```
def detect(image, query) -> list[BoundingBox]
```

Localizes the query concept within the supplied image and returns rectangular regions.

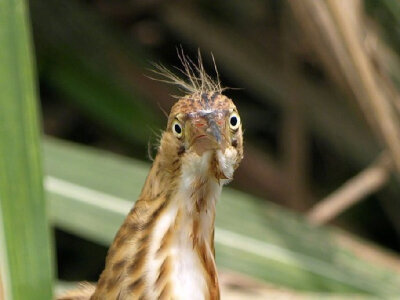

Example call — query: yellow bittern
[59,54,244,300]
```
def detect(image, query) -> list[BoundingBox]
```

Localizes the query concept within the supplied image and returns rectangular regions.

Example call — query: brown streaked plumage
[58,52,243,300]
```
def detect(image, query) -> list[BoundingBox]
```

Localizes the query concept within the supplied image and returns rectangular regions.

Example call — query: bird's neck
[93,151,222,299]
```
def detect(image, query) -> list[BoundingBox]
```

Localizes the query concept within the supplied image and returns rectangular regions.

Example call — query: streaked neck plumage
[92,141,223,300]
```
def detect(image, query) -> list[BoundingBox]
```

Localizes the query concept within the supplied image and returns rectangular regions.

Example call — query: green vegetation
[0,0,53,299]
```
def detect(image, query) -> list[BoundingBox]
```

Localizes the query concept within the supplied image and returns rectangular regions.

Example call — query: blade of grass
[0,0,54,299]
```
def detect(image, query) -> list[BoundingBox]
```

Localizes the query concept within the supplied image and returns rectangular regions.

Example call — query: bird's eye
[172,120,183,138]
[229,112,240,131]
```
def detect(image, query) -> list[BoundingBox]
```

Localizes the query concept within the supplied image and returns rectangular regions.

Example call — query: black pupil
[174,124,182,134]
[230,116,238,127]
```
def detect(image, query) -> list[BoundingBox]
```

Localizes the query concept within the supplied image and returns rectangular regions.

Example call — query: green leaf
[43,138,400,297]
[0,0,54,299]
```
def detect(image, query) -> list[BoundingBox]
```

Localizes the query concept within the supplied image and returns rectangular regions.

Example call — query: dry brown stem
[326,0,400,174]
[307,153,392,225]
[282,20,311,211]
[288,0,400,175]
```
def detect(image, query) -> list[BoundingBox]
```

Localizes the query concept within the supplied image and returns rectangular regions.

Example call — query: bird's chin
[215,148,237,184]
[187,142,237,184]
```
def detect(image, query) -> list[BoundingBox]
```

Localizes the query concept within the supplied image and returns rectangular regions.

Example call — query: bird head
[151,51,243,183]
[163,92,243,182]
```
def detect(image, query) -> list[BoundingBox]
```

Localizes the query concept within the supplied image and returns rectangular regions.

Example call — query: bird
[58,52,244,300]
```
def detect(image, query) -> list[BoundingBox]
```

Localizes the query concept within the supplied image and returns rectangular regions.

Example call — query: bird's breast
[169,216,210,300]
[142,156,221,299]
[143,201,217,299]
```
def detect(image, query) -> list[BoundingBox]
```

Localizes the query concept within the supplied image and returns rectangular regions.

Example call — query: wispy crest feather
[150,49,224,96]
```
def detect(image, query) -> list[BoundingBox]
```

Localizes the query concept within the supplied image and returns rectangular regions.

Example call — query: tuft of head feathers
[150,49,224,96]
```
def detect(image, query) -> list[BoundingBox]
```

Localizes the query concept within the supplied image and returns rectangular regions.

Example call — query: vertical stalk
[281,11,310,211]
[0,0,53,299]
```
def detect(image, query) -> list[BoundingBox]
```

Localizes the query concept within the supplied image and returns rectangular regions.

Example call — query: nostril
[196,123,205,128]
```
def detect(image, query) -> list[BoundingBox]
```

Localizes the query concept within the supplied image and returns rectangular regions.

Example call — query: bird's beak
[187,111,227,156]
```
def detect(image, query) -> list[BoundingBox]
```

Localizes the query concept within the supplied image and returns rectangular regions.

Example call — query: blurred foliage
[31,0,162,147]
[365,0,400,51]
[11,0,400,295]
